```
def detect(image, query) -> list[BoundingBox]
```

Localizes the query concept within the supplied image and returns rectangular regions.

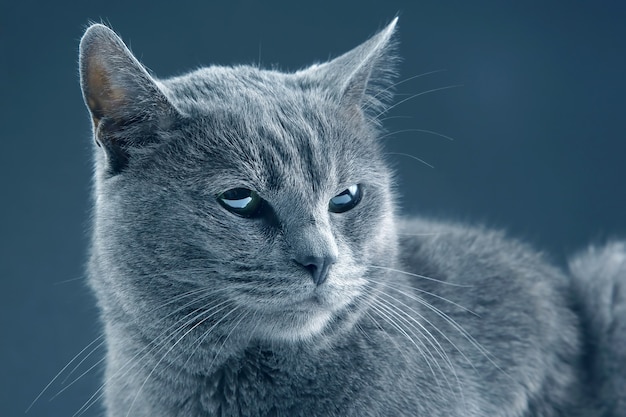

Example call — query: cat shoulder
[396,217,556,281]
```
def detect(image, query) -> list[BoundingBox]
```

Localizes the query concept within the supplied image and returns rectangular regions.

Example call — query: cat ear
[79,24,178,173]
[307,18,399,118]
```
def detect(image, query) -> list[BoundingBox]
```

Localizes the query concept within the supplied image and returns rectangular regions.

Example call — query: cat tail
[569,242,626,417]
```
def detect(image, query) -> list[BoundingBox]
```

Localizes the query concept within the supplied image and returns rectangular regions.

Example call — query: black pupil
[218,188,261,217]
[222,188,251,201]
[219,185,361,217]
[329,184,361,213]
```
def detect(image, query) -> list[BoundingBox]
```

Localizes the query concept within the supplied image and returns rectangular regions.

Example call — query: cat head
[81,20,400,345]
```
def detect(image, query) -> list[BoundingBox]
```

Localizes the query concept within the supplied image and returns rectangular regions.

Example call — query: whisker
[377,115,414,122]
[53,294,214,402]
[73,297,234,417]
[59,341,104,386]
[370,286,457,367]
[367,275,479,317]
[361,309,427,399]
[419,298,505,375]
[367,299,444,392]
[363,309,398,352]
[53,287,226,400]
[376,84,463,119]
[53,276,86,285]
[369,276,505,377]
[395,232,442,237]
[385,152,434,169]
[25,334,105,413]
[369,278,479,364]
[32,287,217,410]
[369,285,469,400]
[206,310,249,370]
[123,305,242,417]
[178,303,248,372]
[367,287,461,398]
[373,298,448,373]
[368,265,472,287]
[380,128,455,142]
[51,356,107,403]
[370,69,448,101]
[61,287,215,383]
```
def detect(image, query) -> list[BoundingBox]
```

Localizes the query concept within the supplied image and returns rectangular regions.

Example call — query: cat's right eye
[217,188,263,218]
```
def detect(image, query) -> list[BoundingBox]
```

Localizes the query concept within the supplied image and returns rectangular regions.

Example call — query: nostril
[303,263,318,275]
[294,255,334,286]
[294,255,322,270]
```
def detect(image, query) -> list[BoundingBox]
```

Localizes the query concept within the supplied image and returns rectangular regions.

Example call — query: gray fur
[570,243,626,416]
[78,19,625,416]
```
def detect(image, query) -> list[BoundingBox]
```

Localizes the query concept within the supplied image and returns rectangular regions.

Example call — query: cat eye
[217,188,263,218]
[329,184,362,213]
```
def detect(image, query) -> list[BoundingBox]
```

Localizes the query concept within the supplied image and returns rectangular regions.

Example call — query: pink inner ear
[84,55,128,128]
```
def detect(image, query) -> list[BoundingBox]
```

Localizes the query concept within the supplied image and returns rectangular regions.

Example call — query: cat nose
[294,254,337,286]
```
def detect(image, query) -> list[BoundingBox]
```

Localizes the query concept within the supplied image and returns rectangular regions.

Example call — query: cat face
[82,21,399,345]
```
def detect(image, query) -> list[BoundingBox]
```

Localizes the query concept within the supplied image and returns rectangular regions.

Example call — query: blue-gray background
[2,1,625,416]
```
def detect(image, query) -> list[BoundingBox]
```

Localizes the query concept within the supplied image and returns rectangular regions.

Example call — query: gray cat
[78,19,625,417]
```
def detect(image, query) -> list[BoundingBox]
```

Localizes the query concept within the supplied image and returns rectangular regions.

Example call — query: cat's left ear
[305,18,399,119]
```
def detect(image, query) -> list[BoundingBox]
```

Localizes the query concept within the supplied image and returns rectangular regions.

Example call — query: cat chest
[197,356,356,417]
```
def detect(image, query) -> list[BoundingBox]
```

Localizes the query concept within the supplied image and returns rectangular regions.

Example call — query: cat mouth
[283,288,351,314]
[238,279,356,315]
[250,291,332,317]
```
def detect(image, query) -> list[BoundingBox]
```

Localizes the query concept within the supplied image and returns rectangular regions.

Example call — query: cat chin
[227,271,367,342]
[244,288,357,343]
[253,308,336,343]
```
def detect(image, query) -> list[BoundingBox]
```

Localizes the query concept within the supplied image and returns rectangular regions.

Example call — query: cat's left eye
[329,184,362,213]
[217,188,263,218]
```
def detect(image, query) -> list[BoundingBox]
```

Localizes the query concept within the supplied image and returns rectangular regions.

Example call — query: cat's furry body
[79,20,625,416]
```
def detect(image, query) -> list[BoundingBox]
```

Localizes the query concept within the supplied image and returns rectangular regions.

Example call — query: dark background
[2,1,625,416]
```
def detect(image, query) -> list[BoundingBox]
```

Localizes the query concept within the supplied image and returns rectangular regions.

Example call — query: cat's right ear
[300,18,399,122]
[79,24,178,173]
